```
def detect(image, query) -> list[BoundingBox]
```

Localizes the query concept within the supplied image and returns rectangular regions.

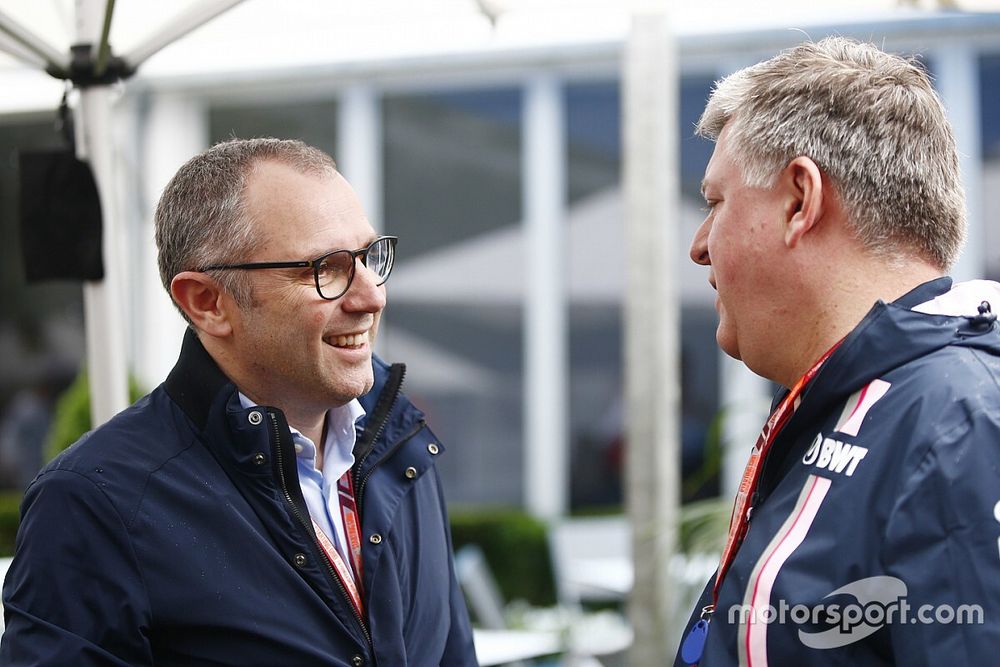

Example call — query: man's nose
[689,220,711,266]
[343,262,387,312]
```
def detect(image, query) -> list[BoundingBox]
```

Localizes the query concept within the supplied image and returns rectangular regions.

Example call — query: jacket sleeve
[434,471,480,666]
[881,409,1000,666]
[0,469,154,666]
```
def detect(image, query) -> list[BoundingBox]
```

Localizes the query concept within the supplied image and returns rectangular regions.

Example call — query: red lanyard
[709,340,842,612]
[336,471,365,592]
[311,471,365,618]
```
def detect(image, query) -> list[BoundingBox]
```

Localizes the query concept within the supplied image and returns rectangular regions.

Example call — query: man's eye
[316,262,349,284]
[318,263,343,276]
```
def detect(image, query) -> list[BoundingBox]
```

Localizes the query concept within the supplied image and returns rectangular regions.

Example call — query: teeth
[333,331,367,348]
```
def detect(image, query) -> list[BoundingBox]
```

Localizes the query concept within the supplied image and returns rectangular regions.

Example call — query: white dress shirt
[239,393,365,559]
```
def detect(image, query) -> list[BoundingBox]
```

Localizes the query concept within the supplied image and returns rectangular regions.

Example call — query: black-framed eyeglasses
[200,235,397,301]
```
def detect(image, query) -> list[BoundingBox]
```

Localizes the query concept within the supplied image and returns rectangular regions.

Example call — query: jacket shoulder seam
[124,435,198,531]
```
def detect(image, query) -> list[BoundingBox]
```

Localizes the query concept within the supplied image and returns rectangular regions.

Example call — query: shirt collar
[236,393,366,469]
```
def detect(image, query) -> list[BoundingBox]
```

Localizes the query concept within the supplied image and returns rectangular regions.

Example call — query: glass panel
[564,76,723,510]
[565,82,625,507]
[209,100,338,159]
[979,54,1000,280]
[382,88,523,505]
[679,74,723,502]
[383,89,521,258]
[566,83,620,206]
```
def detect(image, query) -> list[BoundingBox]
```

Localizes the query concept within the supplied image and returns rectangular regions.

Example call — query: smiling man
[676,38,1000,666]
[1,139,477,666]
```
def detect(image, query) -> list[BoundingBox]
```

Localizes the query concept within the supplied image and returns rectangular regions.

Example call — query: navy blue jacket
[1,330,477,666]
[675,278,1000,666]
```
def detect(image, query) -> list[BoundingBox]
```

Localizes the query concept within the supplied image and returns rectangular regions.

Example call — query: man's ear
[783,156,824,249]
[170,271,234,338]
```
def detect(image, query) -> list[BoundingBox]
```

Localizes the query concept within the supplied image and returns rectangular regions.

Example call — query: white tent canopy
[3,1,995,113]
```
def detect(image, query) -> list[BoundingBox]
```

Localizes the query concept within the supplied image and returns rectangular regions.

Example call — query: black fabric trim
[353,362,405,464]
[893,276,953,309]
[163,328,232,431]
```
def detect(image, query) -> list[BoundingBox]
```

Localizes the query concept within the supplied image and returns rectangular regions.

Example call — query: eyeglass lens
[316,237,394,299]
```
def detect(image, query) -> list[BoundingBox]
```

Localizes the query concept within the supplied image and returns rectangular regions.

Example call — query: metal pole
[0,30,47,69]
[624,11,679,665]
[0,7,70,73]
[76,0,129,426]
[523,74,568,519]
[94,0,116,77]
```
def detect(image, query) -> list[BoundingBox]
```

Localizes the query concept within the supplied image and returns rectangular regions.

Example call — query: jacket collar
[815,276,999,397]
[163,328,414,451]
[756,277,998,495]
[164,328,233,431]
[777,277,1000,448]
[355,356,415,463]
[892,275,952,309]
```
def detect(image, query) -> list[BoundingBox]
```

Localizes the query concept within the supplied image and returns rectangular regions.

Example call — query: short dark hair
[154,138,337,319]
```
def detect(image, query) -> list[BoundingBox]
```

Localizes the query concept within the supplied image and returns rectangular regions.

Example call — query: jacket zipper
[353,366,406,472]
[352,364,406,497]
[268,410,374,652]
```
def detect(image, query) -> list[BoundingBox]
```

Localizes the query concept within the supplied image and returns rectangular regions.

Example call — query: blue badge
[680,618,710,664]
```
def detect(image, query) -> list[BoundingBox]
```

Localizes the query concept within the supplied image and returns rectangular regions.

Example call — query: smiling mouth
[328,331,369,349]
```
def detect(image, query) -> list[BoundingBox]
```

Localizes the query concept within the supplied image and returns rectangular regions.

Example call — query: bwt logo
[728,576,985,650]
[802,434,867,477]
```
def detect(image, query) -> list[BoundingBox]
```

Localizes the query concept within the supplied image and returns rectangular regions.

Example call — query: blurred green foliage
[449,507,556,607]
[678,496,729,555]
[44,370,144,462]
[0,491,21,556]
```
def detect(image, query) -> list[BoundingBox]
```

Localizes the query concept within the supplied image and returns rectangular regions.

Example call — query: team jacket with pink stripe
[674,277,1000,666]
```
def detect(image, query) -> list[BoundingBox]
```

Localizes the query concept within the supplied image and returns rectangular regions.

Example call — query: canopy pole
[624,10,680,665]
[0,7,69,73]
[0,29,48,68]
[76,0,129,426]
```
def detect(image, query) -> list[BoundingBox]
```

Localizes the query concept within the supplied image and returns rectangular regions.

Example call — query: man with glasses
[1,138,478,666]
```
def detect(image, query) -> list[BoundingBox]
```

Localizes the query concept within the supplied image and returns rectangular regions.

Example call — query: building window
[382,88,524,505]
[208,99,339,156]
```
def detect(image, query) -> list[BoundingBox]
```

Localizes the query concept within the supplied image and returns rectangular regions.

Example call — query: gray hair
[696,36,965,270]
[154,138,337,321]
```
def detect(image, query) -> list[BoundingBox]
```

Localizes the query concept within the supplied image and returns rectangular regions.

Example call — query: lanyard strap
[311,471,366,618]
[709,340,842,612]
[337,471,365,590]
